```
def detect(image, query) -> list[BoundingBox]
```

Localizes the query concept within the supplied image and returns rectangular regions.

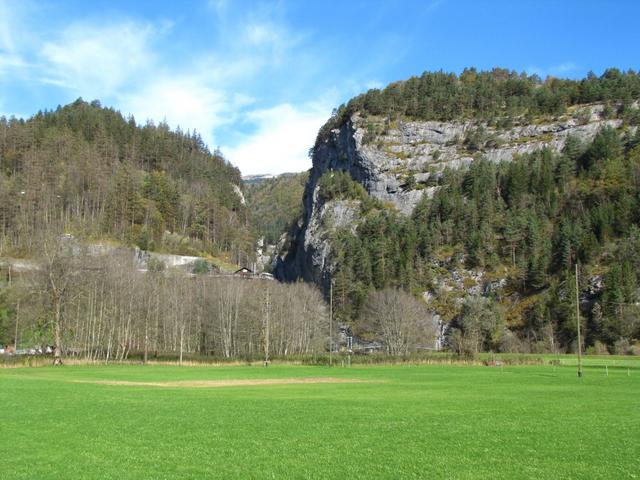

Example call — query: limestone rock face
[276,104,624,287]
[275,192,360,290]
[325,112,620,215]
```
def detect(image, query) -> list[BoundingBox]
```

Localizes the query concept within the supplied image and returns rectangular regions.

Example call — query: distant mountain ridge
[242,172,301,185]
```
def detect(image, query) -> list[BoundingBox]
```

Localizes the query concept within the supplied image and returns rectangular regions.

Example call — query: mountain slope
[278,68,640,354]
[244,172,308,245]
[0,99,255,264]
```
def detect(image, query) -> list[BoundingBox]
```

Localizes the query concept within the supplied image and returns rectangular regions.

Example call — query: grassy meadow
[1,359,638,479]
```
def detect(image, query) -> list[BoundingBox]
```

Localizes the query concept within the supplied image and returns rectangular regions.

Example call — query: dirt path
[72,377,366,388]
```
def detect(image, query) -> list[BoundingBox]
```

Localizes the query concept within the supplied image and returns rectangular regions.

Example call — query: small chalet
[234,267,254,277]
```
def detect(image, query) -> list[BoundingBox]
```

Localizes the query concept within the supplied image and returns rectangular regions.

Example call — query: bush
[147,257,166,273]
[613,338,635,355]
[317,171,368,203]
[464,126,488,152]
[192,259,211,275]
[586,341,609,355]
[574,108,592,125]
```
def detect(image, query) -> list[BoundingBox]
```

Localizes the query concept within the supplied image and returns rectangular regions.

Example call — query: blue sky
[1,0,639,175]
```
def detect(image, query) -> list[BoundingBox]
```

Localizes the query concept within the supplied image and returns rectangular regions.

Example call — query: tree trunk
[179,324,185,365]
[14,300,19,352]
[144,321,149,365]
[53,300,63,365]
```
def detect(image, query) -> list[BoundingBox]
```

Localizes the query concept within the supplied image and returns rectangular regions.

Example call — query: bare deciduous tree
[37,235,84,364]
[361,288,437,355]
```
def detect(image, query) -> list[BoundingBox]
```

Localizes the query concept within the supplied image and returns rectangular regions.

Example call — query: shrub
[613,338,634,355]
[586,340,609,355]
[317,171,368,203]
[147,257,166,273]
[192,259,211,275]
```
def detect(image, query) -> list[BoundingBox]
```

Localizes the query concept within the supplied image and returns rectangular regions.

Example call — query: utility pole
[575,263,583,378]
[329,280,333,367]
[264,289,271,367]
[14,299,19,351]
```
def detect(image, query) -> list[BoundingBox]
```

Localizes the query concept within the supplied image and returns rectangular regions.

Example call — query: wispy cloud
[31,16,251,148]
[425,0,444,14]
[0,1,14,53]
[554,62,578,73]
[223,101,332,175]
[0,1,346,174]
[0,0,30,76]
[207,0,228,17]
[40,21,158,97]
[0,51,26,75]
[526,62,579,78]
[120,75,253,149]
[245,22,281,46]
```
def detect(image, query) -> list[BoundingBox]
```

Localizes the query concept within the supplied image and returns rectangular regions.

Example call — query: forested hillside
[2,70,640,359]
[0,99,254,263]
[284,68,640,355]
[0,101,329,359]
[325,129,640,351]
[245,172,307,245]
[319,68,640,142]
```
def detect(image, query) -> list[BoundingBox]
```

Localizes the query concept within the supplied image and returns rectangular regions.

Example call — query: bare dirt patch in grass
[73,377,366,388]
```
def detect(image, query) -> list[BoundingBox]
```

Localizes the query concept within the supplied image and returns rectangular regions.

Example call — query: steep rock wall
[277,104,629,288]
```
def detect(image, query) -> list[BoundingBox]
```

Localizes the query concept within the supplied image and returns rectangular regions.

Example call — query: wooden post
[329,280,333,367]
[575,263,583,378]
[264,290,271,367]
[14,299,19,351]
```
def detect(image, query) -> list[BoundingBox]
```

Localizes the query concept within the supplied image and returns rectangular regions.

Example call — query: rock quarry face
[276,105,626,287]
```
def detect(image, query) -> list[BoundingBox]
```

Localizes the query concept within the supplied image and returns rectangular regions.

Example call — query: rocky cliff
[277,103,632,289]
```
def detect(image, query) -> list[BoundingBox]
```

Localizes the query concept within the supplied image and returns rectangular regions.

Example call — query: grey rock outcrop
[277,104,627,288]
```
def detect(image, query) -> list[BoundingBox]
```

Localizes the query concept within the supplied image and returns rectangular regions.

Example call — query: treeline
[324,127,640,354]
[0,99,254,263]
[0,236,327,361]
[0,235,441,360]
[318,68,640,142]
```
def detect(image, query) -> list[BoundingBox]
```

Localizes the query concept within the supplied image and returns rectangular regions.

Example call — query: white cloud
[36,19,239,149]
[0,4,13,52]
[526,62,578,79]
[223,102,332,175]
[40,21,156,97]
[208,0,228,16]
[425,0,444,13]
[0,0,29,75]
[0,52,25,75]
[243,20,297,53]
[553,62,578,74]
[364,80,384,91]
[0,3,339,172]
[246,23,278,45]
[119,77,231,149]
[31,11,307,154]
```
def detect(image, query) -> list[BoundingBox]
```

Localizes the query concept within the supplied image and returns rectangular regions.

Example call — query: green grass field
[1,360,639,479]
